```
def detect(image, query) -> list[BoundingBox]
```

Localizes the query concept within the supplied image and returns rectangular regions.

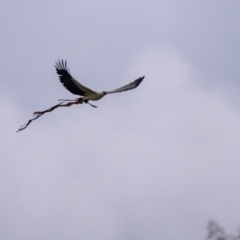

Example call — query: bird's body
[55,60,144,107]
[82,92,105,101]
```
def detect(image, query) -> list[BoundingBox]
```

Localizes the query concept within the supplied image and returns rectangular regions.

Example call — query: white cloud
[1,45,240,240]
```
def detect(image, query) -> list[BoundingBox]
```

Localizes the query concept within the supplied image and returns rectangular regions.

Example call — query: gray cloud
[1,1,240,240]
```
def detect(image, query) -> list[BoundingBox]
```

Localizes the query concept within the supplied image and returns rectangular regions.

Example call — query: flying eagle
[55,60,144,107]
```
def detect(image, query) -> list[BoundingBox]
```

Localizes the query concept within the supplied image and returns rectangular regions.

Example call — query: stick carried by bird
[17,60,144,132]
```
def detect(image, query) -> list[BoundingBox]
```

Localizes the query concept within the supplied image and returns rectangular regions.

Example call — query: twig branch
[17,99,84,132]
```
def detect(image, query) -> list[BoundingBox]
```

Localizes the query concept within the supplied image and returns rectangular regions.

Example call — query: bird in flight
[55,60,144,107]
[16,60,144,132]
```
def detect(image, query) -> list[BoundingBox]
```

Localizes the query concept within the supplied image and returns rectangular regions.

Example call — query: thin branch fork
[17,98,86,132]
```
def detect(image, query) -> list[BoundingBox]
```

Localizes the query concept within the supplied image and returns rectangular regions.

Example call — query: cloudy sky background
[1,1,240,239]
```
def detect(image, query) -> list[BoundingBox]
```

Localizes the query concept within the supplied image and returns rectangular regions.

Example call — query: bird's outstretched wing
[106,76,144,94]
[55,60,95,96]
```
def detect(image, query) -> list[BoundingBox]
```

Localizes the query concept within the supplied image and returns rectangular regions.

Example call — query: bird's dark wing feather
[106,76,145,94]
[55,60,95,96]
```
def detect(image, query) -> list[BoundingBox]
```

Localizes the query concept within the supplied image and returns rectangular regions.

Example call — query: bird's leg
[83,100,97,108]
[88,102,97,108]
[75,98,84,103]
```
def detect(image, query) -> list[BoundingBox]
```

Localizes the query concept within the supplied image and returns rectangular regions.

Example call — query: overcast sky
[1,1,240,240]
